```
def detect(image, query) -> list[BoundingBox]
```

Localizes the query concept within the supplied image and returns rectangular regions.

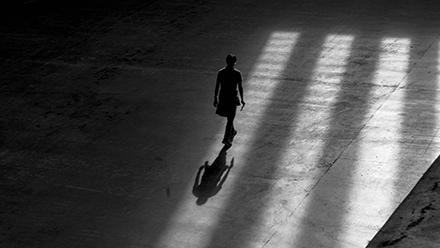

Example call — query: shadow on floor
[192,145,234,205]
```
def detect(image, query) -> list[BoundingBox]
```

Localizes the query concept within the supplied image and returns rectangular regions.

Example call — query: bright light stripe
[422,39,440,174]
[437,40,440,150]
[245,32,301,101]
[256,34,355,247]
[236,32,300,143]
[436,40,440,153]
[338,38,411,247]
[285,34,354,172]
[154,32,300,248]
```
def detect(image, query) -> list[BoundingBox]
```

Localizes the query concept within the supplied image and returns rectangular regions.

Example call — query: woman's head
[226,54,237,66]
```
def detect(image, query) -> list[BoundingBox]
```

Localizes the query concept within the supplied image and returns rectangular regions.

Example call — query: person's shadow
[192,145,234,205]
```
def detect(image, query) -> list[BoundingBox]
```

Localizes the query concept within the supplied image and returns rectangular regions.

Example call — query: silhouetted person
[214,54,245,146]
[193,147,234,205]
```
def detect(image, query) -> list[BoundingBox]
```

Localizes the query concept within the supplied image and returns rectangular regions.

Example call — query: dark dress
[215,66,242,117]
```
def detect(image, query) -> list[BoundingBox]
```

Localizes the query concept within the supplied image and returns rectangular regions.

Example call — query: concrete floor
[1,0,440,247]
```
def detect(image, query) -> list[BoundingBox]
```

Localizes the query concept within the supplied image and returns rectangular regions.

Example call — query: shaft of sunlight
[245,32,301,102]
[437,40,440,141]
[259,34,355,248]
[236,32,300,147]
[339,37,411,247]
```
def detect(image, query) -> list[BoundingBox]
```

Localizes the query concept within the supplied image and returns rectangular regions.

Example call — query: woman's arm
[238,75,245,109]
[214,73,221,107]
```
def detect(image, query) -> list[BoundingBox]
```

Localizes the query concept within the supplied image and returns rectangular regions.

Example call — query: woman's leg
[223,113,236,144]
[223,116,232,143]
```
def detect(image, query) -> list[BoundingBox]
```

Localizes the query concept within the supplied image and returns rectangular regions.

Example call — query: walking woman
[214,54,245,146]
